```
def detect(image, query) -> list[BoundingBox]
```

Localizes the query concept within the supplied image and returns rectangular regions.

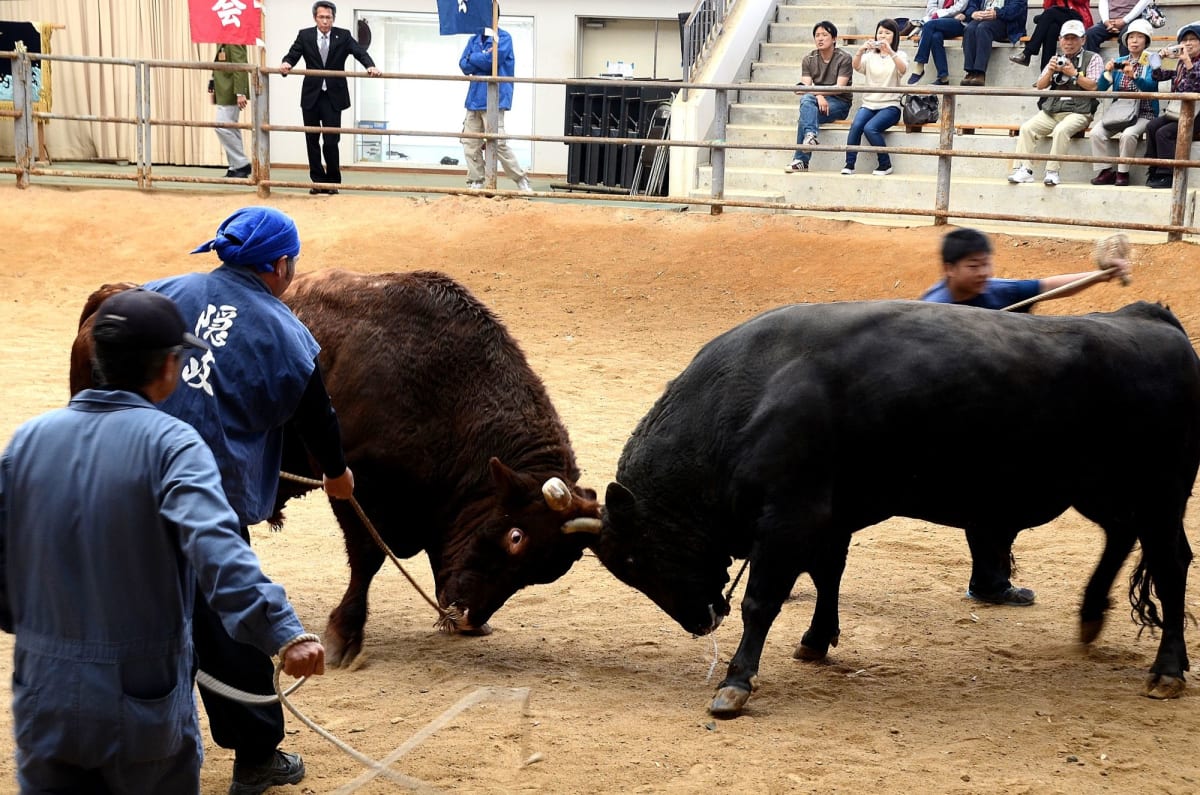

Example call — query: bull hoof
[456,622,493,637]
[1079,617,1105,645]
[1145,673,1186,700]
[709,686,751,716]
[323,627,361,668]
[793,642,828,661]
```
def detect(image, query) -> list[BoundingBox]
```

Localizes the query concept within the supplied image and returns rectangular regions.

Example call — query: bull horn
[542,477,573,512]
[562,517,602,535]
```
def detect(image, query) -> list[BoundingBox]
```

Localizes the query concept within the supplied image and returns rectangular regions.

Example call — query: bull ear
[604,481,637,518]
[489,456,538,508]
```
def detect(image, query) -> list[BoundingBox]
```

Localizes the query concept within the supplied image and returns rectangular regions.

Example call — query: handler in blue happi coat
[145,206,355,794]
[0,289,326,793]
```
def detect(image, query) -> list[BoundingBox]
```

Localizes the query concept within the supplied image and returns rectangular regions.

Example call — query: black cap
[92,289,208,352]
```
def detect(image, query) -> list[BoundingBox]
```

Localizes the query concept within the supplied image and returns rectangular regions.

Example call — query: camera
[1166,44,1184,57]
[866,40,883,50]
[1053,55,1070,67]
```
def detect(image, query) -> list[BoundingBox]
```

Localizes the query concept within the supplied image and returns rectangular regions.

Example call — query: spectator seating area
[694,0,1200,228]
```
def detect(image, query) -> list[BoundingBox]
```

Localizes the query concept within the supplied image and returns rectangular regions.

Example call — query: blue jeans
[914,17,966,79]
[845,106,901,169]
[792,93,852,163]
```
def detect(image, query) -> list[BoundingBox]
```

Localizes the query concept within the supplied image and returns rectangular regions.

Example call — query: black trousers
[1144,115,1200,168]
[1022,7,1083,69]
[965,527,1019,596]
[302,90,342,184]
[193,526,284,762]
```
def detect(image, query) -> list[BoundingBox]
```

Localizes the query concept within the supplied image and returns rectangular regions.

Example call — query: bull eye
[506,527,525,553]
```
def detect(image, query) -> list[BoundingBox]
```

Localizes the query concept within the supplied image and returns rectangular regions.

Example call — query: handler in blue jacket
[144,206,354,794]
[0,289,325,793]
[459,21,532,192]
[920,227,1129,606]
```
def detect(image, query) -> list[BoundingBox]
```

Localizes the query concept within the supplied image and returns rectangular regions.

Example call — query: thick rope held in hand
[278,471,458,629]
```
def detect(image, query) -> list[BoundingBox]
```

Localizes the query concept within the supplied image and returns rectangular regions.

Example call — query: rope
[278,471,458,629]
[724,559,749,607]
[269,661,440,793]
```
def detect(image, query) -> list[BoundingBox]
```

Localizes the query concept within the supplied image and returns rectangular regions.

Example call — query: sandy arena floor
[3,185,1200,793]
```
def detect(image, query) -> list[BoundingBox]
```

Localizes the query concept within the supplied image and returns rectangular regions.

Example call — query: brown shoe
[960,73,983,86]
[1114,171,1129,186]
[1090,168,1115,185]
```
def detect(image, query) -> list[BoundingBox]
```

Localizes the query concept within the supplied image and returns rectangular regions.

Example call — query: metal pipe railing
[3,49,1199,239]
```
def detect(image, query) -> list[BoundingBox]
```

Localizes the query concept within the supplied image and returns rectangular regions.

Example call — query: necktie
[319,34,329,64]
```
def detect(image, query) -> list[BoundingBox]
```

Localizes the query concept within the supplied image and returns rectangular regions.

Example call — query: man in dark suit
[280,1,381,194]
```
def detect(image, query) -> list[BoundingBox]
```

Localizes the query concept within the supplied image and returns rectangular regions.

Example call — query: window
[353,11,534,168]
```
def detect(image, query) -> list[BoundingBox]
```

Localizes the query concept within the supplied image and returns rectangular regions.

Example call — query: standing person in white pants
[209,43,252,178]
[458,17,532,192]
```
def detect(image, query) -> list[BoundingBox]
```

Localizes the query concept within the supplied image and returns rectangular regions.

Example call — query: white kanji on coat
[182,303,238,396]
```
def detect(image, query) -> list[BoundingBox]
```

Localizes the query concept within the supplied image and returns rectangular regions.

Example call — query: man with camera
[1007,19,1102,186]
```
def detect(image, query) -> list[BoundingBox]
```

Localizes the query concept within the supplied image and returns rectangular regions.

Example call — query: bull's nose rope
[279,471,458,630]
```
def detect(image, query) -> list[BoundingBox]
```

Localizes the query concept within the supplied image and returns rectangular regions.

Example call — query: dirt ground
[4,185,1200,794]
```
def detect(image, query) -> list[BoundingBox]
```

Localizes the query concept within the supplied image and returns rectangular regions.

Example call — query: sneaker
[229,751,305,795]
[785,159,809,173]
[840,166,854,175]
[966,586,1037,607]
[1009,51,1031,66]
[1114,171,1129,186]
[466,179,483,189]
[1090,168,1115,185]
[515,177,533,193]
[1043,170,1060,186]
[227,164,252,178]
[802,131,819,146]
[872,166,893,176]
[1007,167,1034,184]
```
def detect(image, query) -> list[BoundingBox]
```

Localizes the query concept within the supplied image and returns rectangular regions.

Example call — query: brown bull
[70,270,601,666]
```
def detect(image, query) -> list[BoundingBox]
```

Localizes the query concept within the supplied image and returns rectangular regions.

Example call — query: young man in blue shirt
[920,228,1130,605]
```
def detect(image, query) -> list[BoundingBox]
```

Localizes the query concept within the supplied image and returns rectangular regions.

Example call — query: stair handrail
[682,0,739,93]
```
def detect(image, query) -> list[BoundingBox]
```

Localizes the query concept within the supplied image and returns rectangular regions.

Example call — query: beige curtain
[1,0,255,165]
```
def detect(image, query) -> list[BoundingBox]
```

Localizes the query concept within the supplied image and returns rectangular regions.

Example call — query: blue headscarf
[191,206,301,272]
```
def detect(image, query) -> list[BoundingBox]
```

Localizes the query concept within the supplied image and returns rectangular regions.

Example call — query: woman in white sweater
[843,19,908,175]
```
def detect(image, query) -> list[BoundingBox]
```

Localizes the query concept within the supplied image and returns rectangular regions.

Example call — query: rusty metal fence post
[254,67,271,198]
[12,46,34,188]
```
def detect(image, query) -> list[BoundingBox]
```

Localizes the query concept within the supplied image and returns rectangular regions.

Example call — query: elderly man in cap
[1007,19,1102,186]
[0,289,326,793]
[144,206,354,795]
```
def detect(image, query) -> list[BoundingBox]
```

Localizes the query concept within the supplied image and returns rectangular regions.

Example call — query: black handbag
[902,94,940,125]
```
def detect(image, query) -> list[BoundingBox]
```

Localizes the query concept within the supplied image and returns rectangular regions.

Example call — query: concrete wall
[265,0,689,175]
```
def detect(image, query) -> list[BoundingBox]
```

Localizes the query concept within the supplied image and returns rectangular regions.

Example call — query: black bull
[587,300,1200,716]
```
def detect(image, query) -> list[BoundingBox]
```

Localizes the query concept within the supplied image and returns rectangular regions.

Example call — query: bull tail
[1128,555,1164,630]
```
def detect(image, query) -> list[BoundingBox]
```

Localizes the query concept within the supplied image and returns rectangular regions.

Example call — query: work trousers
[461,109,527,183]
[215,104,250,170]
[192,526,285,763]
[1013,109,1092,172]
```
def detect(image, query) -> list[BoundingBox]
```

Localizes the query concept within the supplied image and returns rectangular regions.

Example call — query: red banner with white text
[189,0,262,44]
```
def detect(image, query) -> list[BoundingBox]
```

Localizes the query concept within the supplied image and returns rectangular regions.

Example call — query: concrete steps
[694,167,1197,229]
[704,0,1200,229]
